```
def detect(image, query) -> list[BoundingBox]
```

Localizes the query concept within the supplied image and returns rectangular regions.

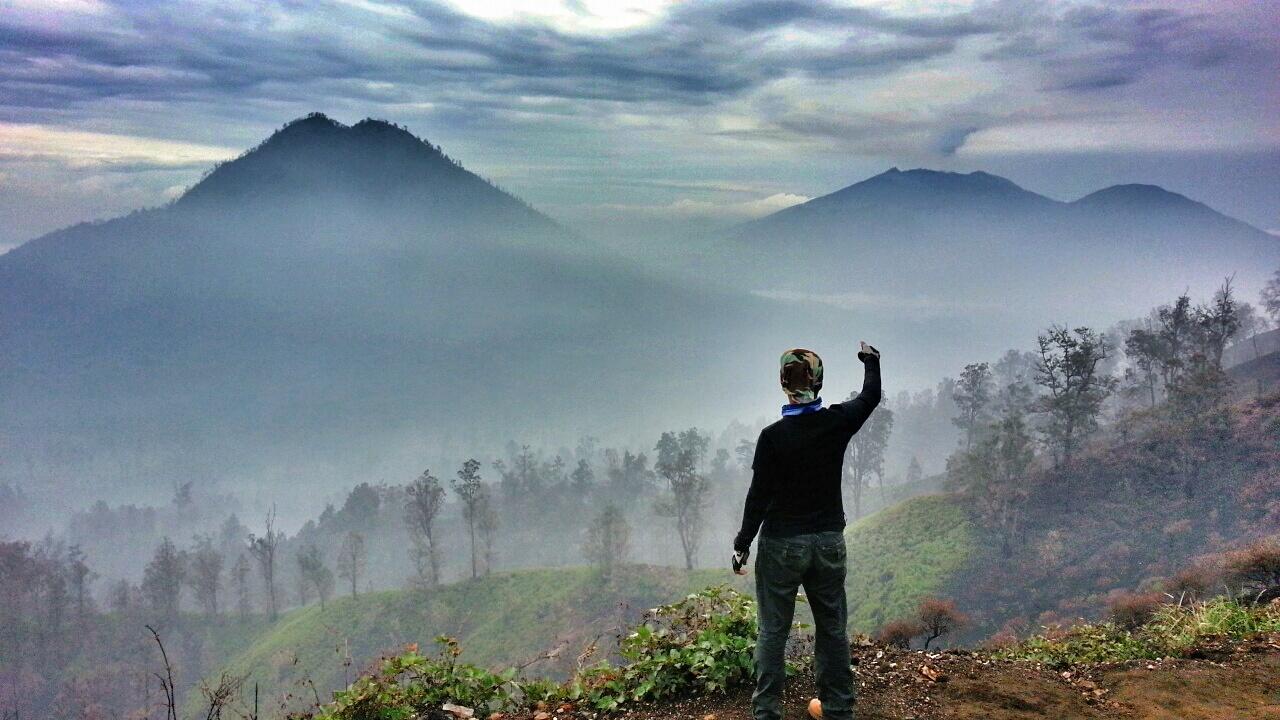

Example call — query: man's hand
[732,547,750,575]
[857,341,880,363]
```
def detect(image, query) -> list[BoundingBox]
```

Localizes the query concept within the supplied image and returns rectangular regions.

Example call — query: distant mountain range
[729,167,1276,317]
[1,116,1275,505]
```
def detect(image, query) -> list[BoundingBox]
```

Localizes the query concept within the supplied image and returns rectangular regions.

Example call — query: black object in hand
[732,547,750,574]
[857,341,880,362]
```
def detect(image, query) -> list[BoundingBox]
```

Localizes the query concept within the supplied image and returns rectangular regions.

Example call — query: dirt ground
[517,634,1280,720]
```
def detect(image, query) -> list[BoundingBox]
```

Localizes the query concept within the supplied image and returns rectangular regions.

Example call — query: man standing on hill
[733,342,882,720]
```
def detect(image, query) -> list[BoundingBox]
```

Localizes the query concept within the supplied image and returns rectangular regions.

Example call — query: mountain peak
[1072,183,1200,208]
[177,113,473,207]
[809,167,1051,210]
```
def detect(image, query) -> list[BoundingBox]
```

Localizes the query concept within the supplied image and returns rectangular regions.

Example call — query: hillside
[292,584,1280,720]
[843,495,975,632]
[201,565,737,715]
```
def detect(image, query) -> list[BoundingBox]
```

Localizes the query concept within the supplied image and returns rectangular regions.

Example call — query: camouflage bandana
[779,348,823,404]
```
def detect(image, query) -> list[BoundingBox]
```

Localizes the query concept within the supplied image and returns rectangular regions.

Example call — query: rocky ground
[486,634,1280,720]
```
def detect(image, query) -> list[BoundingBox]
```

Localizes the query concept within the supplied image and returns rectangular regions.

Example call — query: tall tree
[66,544,95,620]
[247,508,283,620]
[452,459,484,580]
[296,544,334,610]
[952,362,993,450]
[570,458,595,496]
[337,531,366,597]
[949,408,1035,555]
[583,504,631,579]
[1124,322,1165,408]
[187,536,224,618]
[405,469,447,586]
[905,456,923,487]
[1262,267,1280,325]
[476,486,500,576]
[1033,326,1116,466]
[845,397,894,517]
[654,428,710,570]
[231,554,252,621]
[142,538,186,625]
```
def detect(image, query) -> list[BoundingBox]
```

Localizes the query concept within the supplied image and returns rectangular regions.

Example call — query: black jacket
[734,356,881,552]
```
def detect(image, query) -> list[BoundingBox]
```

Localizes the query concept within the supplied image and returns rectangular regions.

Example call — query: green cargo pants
[752,531,854,720]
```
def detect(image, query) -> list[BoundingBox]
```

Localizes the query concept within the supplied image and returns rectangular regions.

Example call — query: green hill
[201,496,976,715]
[843,494,976,632]
[201,565,733,714]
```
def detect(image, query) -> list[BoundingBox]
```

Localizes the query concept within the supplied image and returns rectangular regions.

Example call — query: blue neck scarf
[781,397,823,417]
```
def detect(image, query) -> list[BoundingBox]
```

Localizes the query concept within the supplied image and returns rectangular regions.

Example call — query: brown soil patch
[511,636,1280,720]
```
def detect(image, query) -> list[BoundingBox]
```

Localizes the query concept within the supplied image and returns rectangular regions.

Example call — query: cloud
[752,288,1006,320]
[601,192,810,219]
[0,122,236,168]
[0,0,1276,240]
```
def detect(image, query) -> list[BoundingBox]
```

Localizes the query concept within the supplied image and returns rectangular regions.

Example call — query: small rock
[442,703,474,719]
[703,714,717,720]
[534,712,551,720]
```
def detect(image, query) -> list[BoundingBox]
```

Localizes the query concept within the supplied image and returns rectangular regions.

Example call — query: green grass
[1001,597,1280,667]
[198,565,733,714]
[842,493,976,632]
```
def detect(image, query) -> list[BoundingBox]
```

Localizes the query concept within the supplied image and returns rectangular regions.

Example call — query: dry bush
[1107,591,1164,630]
[1223,538,1280,595]
[875,619,923,649]
[917,597,967,649]
[1166,565,1213,602]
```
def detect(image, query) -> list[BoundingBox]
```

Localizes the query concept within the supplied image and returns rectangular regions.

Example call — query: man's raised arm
[831,341,881,434]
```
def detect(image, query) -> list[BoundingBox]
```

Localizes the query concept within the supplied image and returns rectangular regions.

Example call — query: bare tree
[405,469,446,586]
[146,625,178,720]
[336,531,366,597]
[654,428,710,570]
[452,459,483,580]
[247,508,283,620]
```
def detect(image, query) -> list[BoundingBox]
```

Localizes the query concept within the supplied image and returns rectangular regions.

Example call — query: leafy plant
[316,637,525,719]
[568,585,758,710]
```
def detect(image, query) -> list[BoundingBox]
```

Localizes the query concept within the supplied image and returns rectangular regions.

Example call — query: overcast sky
[2,0,1277,248]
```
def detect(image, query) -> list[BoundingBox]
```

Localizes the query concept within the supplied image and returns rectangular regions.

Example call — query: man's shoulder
[759,418,786,438]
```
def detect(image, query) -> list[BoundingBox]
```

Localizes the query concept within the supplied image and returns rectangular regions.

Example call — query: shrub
[1166,565,1213,602]
[917,597,967,649]
[567,585,758,710]
[318,637,526,719]
[1107,591,1164,630]
[1222,538,1280,596]
[1000,597,1280,667]
[875,619,923,649]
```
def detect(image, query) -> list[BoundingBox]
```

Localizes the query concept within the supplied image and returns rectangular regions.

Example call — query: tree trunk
[469,518,477,580]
